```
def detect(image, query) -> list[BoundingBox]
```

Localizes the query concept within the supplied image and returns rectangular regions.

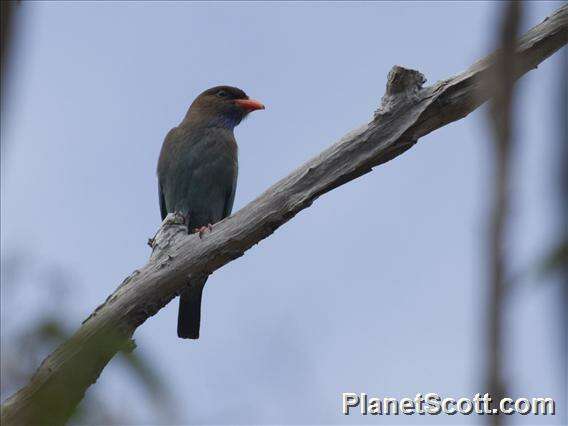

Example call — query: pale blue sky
[1,1,565,424]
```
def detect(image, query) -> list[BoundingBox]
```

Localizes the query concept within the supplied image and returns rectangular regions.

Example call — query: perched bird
[157,85,264,339]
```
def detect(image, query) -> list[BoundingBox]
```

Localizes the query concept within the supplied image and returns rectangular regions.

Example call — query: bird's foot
[192,224,213,239]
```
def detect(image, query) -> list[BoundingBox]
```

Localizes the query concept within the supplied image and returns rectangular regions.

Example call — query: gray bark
[1,4,567,425]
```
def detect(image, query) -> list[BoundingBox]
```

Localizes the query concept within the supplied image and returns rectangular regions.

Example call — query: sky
[1,1,566,425]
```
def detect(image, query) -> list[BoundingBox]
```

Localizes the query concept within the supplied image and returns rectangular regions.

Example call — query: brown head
[183,85,265,129]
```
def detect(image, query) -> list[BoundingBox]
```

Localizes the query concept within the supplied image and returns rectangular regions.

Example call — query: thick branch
[2,5,567,425]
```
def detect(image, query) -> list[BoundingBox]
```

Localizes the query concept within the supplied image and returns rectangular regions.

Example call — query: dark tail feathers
[177,277,207,339]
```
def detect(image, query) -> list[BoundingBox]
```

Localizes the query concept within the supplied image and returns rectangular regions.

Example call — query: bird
[157,85,264,339]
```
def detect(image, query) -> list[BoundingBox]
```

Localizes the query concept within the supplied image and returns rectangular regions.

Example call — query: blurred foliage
[0,252,175,425]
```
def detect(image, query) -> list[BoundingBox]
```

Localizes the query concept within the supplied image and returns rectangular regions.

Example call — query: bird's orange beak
[235,98,265,112]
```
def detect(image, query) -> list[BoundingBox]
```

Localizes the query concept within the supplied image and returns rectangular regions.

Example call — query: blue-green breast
[157,125,238,229]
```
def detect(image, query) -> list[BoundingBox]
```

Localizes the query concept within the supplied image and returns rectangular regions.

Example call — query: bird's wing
[158,183,167,221]
[157,127,180,221]
[223,183,236,219]
[222,158,238,218]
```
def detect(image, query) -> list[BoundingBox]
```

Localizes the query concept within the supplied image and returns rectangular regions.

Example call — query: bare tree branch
[1,5,567,425]
[486,2,522,425]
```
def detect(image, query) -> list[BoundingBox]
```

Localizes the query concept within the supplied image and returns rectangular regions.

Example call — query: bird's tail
[177,276,208,339]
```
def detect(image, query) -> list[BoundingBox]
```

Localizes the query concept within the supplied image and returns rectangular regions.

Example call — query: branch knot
[375,65,426,118]
[385,66,426,95]
[149,212,188,262]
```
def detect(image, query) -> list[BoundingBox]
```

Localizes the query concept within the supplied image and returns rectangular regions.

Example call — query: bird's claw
[192,224,213,239]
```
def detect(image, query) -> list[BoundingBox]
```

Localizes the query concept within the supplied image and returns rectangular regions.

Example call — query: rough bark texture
[2,5,567,425]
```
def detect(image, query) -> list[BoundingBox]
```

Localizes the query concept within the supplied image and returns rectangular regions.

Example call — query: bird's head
[185,85,265,129]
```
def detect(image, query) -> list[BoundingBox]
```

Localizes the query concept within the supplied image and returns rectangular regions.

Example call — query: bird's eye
[216,90,228,98]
